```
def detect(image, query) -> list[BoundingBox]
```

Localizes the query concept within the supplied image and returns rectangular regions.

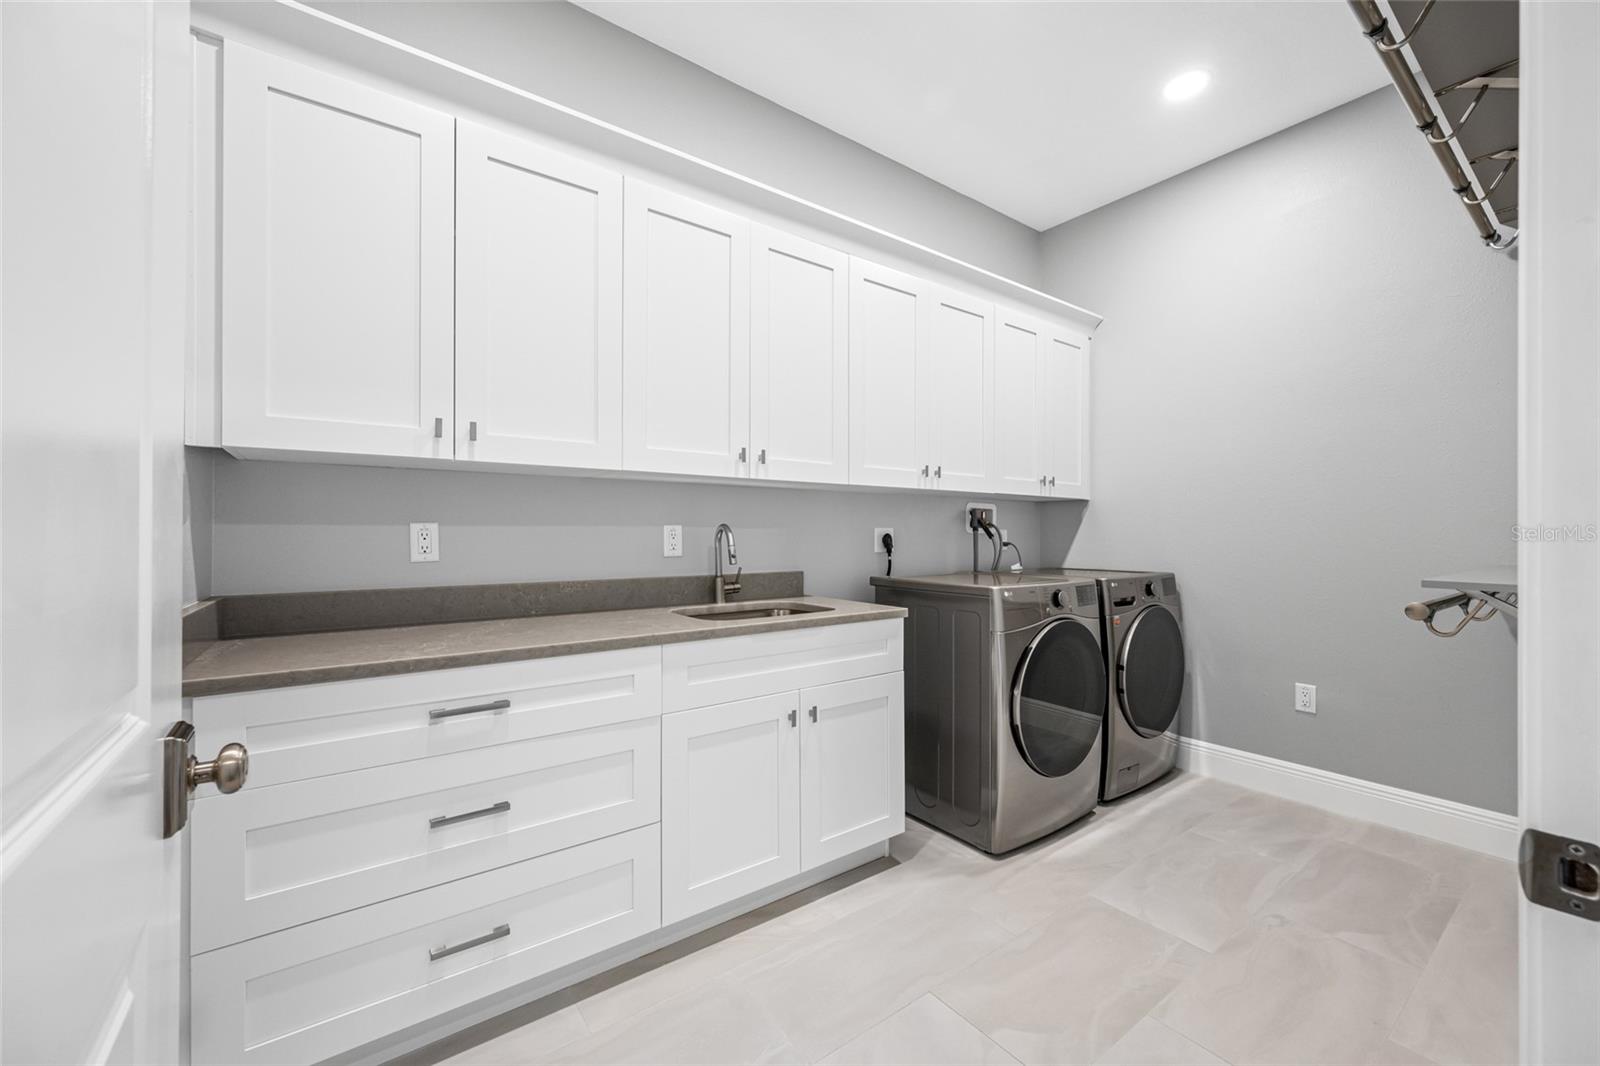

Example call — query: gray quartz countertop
[182,596,905,697]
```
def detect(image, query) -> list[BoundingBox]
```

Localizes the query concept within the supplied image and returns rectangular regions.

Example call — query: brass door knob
[189,743,249,795]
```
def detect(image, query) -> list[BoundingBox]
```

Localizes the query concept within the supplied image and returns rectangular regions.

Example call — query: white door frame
[1517,2,1600,1062]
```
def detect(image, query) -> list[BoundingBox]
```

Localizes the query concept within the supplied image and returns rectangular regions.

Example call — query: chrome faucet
[713,523,742,604]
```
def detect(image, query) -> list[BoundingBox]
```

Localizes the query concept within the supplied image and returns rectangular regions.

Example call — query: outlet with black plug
[874,528,895,575]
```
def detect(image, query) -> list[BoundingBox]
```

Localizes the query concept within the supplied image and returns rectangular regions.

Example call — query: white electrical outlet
[873,528,894,553]
[1294,683,1317,715]
[663,525,683,558]
[410,522,439,563]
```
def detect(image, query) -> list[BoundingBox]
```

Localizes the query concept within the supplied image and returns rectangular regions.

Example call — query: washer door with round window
[1117,605,1185,738]
[1011,619,1107,777]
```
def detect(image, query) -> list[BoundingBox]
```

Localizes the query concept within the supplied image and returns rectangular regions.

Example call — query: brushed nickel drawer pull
[429,800,510,830]
[809,705,818,723]
[429,923,510,962]
[429,698,511,722]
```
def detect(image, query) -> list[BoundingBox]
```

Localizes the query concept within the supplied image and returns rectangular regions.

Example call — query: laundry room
[3,1,1594,1065]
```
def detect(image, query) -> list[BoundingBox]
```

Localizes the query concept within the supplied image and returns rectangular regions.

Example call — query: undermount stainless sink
[673,601,835,622]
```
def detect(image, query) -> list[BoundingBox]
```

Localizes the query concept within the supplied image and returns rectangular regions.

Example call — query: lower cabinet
[187,622,905,1064]
[661,671,904,925]
[800,674,906,869]
[191,825,661,1066]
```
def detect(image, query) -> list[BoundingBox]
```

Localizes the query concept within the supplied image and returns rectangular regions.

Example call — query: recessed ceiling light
[1162,69,1212,103]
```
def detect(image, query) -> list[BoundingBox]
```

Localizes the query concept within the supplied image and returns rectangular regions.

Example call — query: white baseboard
[1176,737,1519,861]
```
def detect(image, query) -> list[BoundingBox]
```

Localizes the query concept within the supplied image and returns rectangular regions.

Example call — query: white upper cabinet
[1042,326,1091,498]
[220,45,455,459]
[993,308,1047,495]
[456,124,622,470]
[848,259,930,489]
[750,227,850,484]
[622,181,751,477]
[200,47,1093,495]
[923,287,995,493]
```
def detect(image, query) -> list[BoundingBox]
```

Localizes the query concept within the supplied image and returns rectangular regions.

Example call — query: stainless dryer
[870,571,1105,853]
[1058,570,1185,800]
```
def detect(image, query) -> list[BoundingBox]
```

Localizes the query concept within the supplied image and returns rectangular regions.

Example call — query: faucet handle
[726,568,743,595]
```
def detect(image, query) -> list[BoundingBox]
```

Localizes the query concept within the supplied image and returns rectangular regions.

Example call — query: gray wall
[309,0,1042,285]
[201,455,1041,602]
[184,447,214,603]
[1037,88,1518,813]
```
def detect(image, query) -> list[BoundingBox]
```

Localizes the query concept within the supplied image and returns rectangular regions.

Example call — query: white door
[799,675,905,870]
[1,1,187,1061]
[993,310,1047,496]
[660,693,800,924]
[849,259,931,489]
[750,226,850,484]
[221,44,455,459]
[456,123,622,469]
[1519,3,1600,1062]
[1042,325,1091,499]
[924,287,995,493]
[623,181,751,477]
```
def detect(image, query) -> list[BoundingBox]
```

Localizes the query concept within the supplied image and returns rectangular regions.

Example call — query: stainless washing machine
[870,571,1105,853]
[1055,569,1185,800]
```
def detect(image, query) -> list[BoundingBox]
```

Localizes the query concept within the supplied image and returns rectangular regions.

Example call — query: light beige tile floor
[409,773,1518,1066]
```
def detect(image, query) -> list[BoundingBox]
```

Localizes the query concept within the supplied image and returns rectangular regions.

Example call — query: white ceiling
[577,1,1391,230]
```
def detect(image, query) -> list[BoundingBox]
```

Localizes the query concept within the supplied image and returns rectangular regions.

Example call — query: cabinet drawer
[191,825,661,1066]
[661,619,903,711]
[191,716,659,953]
[191,647,660,789]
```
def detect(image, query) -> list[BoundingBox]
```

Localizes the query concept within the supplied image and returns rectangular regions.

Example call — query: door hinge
[1521,828,1600,921]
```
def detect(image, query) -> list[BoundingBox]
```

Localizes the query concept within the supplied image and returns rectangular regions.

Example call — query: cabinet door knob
[809,705,818,723]
[739,446,748,463]
[787,708,797,728]
[469,421,478,443]
[1049,475,1056,488]
[433,417,444,439]
[921,464,930,478]
[757,448,767,465]
[934,466,942,480]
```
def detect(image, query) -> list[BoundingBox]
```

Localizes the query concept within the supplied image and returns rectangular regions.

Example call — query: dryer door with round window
[1011,619,1106,777]
[1117,605,1185,738]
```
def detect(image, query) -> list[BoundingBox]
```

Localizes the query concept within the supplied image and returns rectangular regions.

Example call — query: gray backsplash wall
[184,446,215,603]
[201,453,1043,603]
[1036,88,1518,814]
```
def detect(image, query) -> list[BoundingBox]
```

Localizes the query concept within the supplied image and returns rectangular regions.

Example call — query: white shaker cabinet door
[221,45,455,459]
[660,692,800,924]
[993,308,1047,496]
[456,124,622,469]
[750,226,849,484]
[848,259,931,489]
[622,181,751,477]
[799,673,905,871]
[923,287,995,493]
[1043,325,1091,499]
